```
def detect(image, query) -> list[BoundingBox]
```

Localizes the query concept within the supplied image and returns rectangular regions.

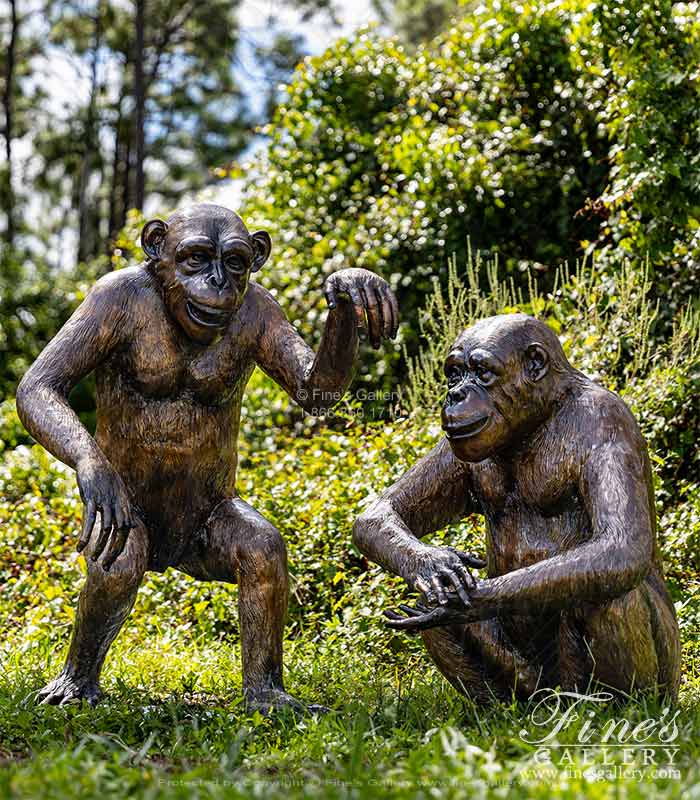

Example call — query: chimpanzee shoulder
[565,378,647,453]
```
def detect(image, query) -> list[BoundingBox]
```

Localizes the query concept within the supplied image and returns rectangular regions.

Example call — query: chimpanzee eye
[475,366,495,384]
[188,252,206,268]
[446,367,462,387]
[225,256,246,274]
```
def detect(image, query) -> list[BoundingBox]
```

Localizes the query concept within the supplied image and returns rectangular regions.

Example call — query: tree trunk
[107,96,124,249]
[2,0,18,247]
[134,0,146,210]
[121,113,133,229]
[77,1,103,262]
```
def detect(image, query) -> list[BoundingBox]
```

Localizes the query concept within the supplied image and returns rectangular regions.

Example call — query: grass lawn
[1,425,699,798]
[1,613,699,799]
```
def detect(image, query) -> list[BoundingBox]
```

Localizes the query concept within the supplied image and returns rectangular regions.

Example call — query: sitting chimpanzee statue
[353,314,680,700]
[17,203,398,713]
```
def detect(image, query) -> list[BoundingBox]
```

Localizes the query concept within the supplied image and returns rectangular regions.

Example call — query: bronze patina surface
[354,314,680,700]
[17,203,398,713]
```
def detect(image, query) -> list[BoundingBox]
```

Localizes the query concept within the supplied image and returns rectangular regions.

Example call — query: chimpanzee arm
[254,270,397,413]
[16,272,137,565]
[16,273,129,469]
[353,439,481,597]
[469,441,654,617]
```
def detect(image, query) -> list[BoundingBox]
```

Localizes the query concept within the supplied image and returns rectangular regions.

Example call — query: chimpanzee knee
[236,518,287,583]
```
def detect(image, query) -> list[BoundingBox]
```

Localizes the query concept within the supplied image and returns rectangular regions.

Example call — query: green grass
[1,615,700,799]
[2,408,699,799]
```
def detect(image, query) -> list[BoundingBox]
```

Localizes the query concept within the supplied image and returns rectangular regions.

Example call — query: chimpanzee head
[441,314,573,462]
[141,203,271,345]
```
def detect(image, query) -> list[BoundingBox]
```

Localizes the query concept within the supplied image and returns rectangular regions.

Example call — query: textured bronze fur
[17,203,398,713]
[354,314,680,700]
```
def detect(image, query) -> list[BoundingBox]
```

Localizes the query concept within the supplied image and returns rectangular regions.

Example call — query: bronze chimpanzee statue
[17,203,398,713]
[353,314,680,700]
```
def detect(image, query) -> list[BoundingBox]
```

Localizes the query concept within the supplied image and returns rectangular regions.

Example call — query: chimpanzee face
[141,204,271,345]
[441,315,552,462]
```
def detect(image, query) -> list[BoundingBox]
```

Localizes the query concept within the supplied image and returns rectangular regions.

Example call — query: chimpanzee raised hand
[17,203,398,713]
[354,314,680,701]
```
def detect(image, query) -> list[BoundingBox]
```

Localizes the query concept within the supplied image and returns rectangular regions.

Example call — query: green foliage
[0,400,31,453]
[2,639,698,798]
[585,1,700,312]
[373,0,467,45]
[35,0,255,260]
[405,252,700,487]
[240,2,609,354]
[0,256,97,401]
[236,0,700,382]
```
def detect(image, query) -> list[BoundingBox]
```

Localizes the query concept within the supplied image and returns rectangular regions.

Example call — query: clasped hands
[384,545,488,633]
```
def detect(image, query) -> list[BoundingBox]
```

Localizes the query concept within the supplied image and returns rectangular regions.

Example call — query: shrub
[585,0,700,314]
[0,257,95,402]
[238,2,609,358]
[404,251,700,490]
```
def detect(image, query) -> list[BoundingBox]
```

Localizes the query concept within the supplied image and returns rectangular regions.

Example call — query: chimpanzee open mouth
[444,415,489,440]
[186,299,233,328]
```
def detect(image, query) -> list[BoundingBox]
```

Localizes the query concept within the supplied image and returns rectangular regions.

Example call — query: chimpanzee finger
[113,500,129,533]
[455,562,476,589]
[388,287,399,339]
[415,576,435,604]
[101,525,130,572]
[375,286,393,340]
[324,283,338,310]
[431,576,448,606]
[361,286,383,349]
[77,499,97,552]
[384,609,421,633]
[383,612,421,631]
[398,604,425,618]
[455,551,487,569]
[348,287,368,340]
[386,606,446,632]
[439,568,471,605]
[91,505,113,561]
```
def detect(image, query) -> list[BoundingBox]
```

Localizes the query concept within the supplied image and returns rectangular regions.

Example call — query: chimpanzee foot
[35,671,103,707]
[243,687,329,716]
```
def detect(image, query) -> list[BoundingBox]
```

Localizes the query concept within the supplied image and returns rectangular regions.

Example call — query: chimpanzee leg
[421,619,542,702]
[36,519,149,706]
[178,497,320,713]
[572,576,681,698]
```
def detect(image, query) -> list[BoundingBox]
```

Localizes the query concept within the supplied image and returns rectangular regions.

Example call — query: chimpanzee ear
[525,343,549,382]
[141,219,168,261]
[251,230,272,273]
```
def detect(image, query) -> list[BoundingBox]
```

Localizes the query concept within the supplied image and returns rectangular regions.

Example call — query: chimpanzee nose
[208,262,227,290]
[447,381,469,403]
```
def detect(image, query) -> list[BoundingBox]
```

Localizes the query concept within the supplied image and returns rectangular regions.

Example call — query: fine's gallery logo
[519,689,681,782]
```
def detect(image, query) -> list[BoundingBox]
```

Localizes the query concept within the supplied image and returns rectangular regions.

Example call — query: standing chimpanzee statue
[17,203,398,713]
[353,314,680,700]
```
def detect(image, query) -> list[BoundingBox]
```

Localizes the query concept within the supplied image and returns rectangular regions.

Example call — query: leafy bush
[238,2,609,356]
[405,252,700,489]
[0,400,32,453]
[0,257,96,402]
[585,0,700,314]
[234,0,700,385]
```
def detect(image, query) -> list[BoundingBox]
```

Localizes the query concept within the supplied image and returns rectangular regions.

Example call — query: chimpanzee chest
[470,457,590,576]
[116,314,253,405]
